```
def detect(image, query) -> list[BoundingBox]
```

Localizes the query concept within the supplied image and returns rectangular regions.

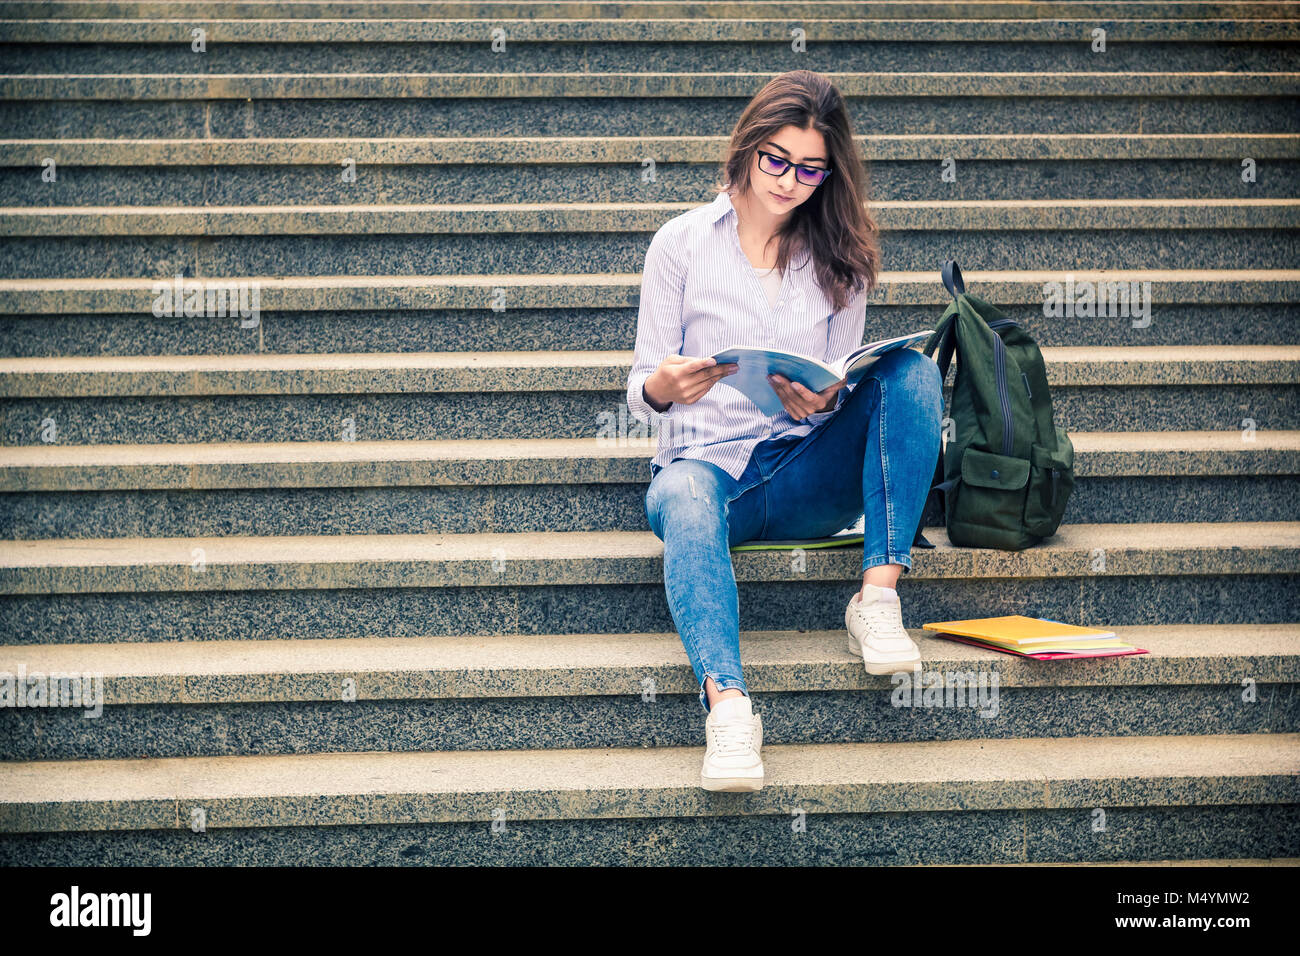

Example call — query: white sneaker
[700,694,764,792]
[845,583,922,675]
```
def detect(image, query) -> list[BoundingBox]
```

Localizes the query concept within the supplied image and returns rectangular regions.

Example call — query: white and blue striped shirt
[626,188,869,480]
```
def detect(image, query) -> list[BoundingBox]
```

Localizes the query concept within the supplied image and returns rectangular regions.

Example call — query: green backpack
[911,261,1075,551]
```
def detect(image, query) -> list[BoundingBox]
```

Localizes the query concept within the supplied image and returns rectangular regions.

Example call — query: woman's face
[747,124,830,217]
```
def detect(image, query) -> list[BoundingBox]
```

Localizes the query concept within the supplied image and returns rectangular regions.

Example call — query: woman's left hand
[768,374,846,420]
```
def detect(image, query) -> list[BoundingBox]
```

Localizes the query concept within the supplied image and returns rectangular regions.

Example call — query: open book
[711,330,934,417]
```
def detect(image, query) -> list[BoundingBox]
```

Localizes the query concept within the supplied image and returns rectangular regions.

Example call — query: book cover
[711,330,933,417]
[922,614,1117,645]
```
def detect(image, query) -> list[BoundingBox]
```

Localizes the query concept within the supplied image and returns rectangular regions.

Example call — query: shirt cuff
[627,372,672,426]
[801,382,852,426]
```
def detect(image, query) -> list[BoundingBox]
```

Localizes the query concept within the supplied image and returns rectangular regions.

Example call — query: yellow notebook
[922,615,1116,646]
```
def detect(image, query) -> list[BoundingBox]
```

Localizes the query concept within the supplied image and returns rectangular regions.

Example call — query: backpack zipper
[992,330,1014,457]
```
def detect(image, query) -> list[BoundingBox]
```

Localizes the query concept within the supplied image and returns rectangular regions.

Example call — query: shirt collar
[713,188,812,269]
[709,189,736,224]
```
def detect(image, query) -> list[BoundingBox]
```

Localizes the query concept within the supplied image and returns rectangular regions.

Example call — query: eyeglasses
[756,149,833,187]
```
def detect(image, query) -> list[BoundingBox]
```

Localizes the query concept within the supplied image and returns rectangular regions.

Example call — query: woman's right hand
[643,355,739,411]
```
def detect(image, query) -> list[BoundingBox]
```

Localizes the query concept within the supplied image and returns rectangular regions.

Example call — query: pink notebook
[937,633,1149,661]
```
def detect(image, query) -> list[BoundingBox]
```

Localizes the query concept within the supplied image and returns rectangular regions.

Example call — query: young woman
[625,70,944,792]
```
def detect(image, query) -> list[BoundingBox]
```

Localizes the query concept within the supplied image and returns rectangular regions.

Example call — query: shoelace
[853,597,909,640]
[710,718,758,756]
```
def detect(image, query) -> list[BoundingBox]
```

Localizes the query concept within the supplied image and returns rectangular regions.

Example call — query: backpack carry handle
[942,259,965,299]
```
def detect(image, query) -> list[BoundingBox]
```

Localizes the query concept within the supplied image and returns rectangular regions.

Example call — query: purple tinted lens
[761,153,827,185]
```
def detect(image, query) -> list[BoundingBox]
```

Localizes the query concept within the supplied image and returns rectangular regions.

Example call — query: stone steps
[4,198,1294,277]
[1,624,1296,759]
[1,270,1292,354]
[1,521,1295,644]
[1,732,1296,865]
[2,269,1289,351]
[2,18,1296,75]
[7,17,1300,44]
[7,133,1295,164]
[5,72,1295,139]
[17,73,1290,98]
[1,431,1296,536]
[5,1,1298,19]
[1,346,1293,443]
[7,134,1297,205]
[0,0,1294,866]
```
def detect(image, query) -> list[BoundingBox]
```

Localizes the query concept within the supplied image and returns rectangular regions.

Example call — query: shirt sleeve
[801,284,868,426]
[626,224,687,426]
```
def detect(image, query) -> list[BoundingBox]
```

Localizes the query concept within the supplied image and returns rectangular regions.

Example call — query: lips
[770,192,793,203]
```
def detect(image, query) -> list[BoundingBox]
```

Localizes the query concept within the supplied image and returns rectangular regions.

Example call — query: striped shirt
[625,188,868,480]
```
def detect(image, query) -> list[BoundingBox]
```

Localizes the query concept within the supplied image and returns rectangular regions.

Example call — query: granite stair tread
[0,430,1296,490]
[3,197,1297,236]
[8,2,1299,19]
[3,268,1294,315]
[7,17,1300,42]
[0,521,1296,592]
[0,624,1295,704]
[2,732,1297,833]
[1,133,1296,165]
[941,857,1300,866]
[0,345,1294,394]
[3,71,1296,99]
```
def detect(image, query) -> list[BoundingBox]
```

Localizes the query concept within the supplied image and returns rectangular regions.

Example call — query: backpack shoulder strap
[942,259,965,297]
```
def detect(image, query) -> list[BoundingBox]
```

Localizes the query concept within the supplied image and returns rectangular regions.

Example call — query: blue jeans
[643,348,944,713]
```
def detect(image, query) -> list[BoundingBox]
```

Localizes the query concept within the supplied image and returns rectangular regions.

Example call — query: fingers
[691,360,738,383]
[821,377,847,398]
[767,373,818,419]
[680,356,735,378]
[768,374,841,418]
[685,377,729,403]
[669,357,739,404]
[789,378,817,400]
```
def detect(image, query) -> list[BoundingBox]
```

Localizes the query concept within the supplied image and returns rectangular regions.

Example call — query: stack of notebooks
[923,615,1147,660]
[731,516,864,552]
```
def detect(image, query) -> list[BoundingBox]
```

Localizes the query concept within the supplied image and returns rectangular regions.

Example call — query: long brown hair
[717,70,880,313]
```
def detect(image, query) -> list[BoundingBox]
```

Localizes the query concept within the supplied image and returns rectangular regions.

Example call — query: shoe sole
[848,632,922,675]
[701,773,765,792]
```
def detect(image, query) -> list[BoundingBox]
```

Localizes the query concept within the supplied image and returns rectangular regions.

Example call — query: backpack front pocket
[952,447,1031,537]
